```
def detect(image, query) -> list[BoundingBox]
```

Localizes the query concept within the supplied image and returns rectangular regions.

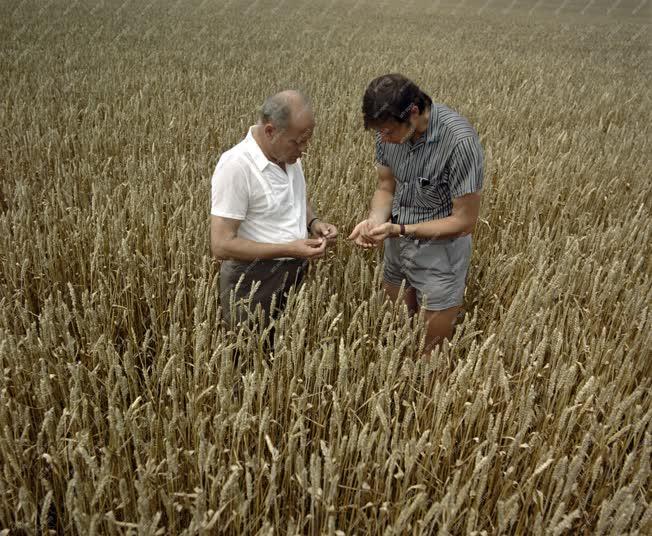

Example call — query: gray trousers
[219,258,307,327]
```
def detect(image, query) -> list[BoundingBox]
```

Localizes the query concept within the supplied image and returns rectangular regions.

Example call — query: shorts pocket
[221,261,252,290]
[413,239,454,276]
[383,237,405,284]
[443,236,471,273]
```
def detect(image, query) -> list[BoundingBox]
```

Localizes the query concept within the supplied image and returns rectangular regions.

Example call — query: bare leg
[423,305,462,355]
[382,281,418,315]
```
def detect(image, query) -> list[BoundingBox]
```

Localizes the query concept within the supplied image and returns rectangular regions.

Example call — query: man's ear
[263,123,276,138]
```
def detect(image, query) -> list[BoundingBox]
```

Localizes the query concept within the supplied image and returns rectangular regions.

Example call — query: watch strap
[307,217,319,233]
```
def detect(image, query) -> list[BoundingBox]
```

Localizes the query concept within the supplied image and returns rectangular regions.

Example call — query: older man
[211,90,337,326]
[349,74,484,353]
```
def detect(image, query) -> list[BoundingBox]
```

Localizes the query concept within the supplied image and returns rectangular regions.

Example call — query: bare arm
[307,202,316,228]
[370,192,482,241]
[368,164,396,224]
[210,216,325,261]
[349,165,396,247]
[407,192,481,239]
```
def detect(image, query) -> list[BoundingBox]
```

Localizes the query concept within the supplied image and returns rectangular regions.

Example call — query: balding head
[254,90,315,165]
[259,90,312,132]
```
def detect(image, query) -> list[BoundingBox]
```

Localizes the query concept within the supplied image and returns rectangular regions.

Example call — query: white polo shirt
[210,127,308,248]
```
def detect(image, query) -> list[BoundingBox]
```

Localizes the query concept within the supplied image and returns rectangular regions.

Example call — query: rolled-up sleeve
[448,136,484,198]
[210,156,249,220]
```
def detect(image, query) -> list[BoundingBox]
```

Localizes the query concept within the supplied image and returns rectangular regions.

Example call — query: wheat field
[0,0,650,534]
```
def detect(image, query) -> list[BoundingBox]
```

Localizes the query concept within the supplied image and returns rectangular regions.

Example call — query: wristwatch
[399,223,407,237]
[307,217,319,233]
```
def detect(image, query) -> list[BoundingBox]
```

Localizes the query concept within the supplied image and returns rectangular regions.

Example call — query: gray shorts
[219,258,307,327]
[383,235,472,311]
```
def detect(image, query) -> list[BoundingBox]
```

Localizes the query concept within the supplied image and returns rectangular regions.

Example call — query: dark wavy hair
[362,74,432,129]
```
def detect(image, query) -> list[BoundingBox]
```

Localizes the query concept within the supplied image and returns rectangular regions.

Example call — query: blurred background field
[0,0,650,534]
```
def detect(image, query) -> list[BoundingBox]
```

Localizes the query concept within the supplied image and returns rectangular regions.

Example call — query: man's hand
[368,222,399,242]
[289,238,327,259]
[310,220,338,244]
[348,219,383,249]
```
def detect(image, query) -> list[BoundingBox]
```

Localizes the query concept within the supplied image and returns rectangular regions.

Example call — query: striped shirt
[375,103,484,225]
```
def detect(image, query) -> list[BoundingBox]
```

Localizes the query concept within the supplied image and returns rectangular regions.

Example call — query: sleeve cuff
[451,187,482,199]
[211,209,246,220]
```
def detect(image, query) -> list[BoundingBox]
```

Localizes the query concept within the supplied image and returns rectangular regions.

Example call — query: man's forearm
[368,189,394,224]
[212,237,294,261]
[307,202,316,224]
[306,202,318,234]
[404,213,473,240]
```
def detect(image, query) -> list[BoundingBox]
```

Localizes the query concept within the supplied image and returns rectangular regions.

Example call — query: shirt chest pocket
[266,179,293,209]
[247,170,290,215]
[244,187,266,214]
[412,175,449,209]
[411,154,450,209]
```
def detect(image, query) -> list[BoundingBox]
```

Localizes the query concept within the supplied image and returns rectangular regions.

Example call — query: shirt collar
[426,105,440,144]
[407,105,439,151]
[244,126,271,171]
